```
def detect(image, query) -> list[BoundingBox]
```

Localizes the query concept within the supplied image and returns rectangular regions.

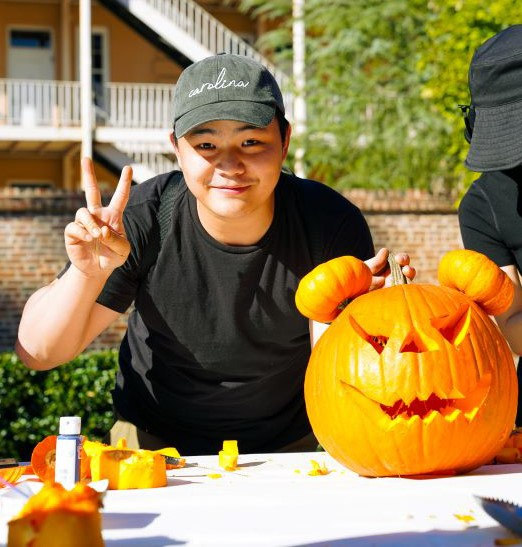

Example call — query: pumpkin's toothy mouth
[341,374,491,422]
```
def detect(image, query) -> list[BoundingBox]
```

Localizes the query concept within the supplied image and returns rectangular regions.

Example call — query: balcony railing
[0,79,174,129]
[142,0,288,88]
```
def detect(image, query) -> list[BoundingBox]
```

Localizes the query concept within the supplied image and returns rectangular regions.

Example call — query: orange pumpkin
[7,481,104,547]
[31,435,90,483]
[298,250,517,477]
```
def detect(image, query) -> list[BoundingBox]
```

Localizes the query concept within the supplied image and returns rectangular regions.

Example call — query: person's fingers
[64,221,93,243]
[109,165,133,214]
[394,252,410,266]
[402,265,416,280]
[75,207,102,238]
[364,248,389,275]
[100,225,130,257]
[82,157,102,213]
[369,275,386,291]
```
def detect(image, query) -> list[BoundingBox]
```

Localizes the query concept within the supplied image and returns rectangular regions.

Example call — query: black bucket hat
[466,25,522,172]
[173,53,286,138]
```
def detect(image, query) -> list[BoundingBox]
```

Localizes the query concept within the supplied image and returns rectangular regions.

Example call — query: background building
[0,0,284,189]
[0,0,464,352]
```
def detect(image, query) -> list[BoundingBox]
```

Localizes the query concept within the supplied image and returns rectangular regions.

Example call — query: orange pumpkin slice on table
[0,465,31,487]
[31,435,90,483]
[90,447,166,489]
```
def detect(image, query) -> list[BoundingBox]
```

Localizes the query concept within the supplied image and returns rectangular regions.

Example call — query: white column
[292,0,306,178]
[80,0,92,187]
[61,0,71,80]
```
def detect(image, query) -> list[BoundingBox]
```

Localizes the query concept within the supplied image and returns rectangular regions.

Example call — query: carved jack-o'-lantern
[296,250,517,477]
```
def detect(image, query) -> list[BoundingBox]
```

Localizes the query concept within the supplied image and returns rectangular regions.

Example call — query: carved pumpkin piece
[305,282,517,476]
[90,447,167,489]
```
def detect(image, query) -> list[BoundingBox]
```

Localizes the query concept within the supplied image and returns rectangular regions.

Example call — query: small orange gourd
[295,256,372,323]
[438,249,514,316]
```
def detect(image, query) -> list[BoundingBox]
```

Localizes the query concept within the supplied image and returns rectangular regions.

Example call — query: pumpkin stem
[388,253,409,286]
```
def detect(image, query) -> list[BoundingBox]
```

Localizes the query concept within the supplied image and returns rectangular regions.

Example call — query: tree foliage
[0,351,118,460]
[419,0,522,194]
[239,0,522,192]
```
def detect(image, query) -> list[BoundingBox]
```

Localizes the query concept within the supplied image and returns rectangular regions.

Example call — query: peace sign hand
[64,157,132,277]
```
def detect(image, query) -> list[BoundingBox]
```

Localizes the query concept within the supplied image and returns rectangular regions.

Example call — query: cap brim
[175,101,276,138]
[466,100,522,172]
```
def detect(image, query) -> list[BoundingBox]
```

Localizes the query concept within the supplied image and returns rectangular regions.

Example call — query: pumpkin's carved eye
[349,316,388,354]
[431,305,471,346]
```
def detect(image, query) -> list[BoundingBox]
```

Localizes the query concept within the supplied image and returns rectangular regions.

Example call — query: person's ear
[282,123,292,160]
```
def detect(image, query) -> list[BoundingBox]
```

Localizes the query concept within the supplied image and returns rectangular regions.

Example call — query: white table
[2,452,522,546]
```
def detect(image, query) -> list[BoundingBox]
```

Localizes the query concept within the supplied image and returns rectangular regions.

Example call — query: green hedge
[0,351,118,461]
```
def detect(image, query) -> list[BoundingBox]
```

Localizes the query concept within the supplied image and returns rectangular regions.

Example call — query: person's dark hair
[172,109,289,145]
[459,104,476,144]
[275,109,289,143]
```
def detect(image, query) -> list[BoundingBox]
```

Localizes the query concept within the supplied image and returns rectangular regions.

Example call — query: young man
[458,26,522,423]
[16,54,414,455]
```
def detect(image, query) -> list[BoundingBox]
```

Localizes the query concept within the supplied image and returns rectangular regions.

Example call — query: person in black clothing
[16,54,415,455]
[458,25,522,424]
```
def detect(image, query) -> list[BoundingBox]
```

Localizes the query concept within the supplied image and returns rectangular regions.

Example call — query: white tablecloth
[2,452,522,546]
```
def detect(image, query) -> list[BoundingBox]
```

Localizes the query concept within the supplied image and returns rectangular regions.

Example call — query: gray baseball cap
[173,53,286,138]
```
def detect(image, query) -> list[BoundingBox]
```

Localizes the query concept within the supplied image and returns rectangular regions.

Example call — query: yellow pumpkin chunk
[90,448,166,489]
[218,440,239,471]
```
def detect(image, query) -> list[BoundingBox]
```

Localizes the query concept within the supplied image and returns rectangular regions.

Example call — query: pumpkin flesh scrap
[7,482,104,547]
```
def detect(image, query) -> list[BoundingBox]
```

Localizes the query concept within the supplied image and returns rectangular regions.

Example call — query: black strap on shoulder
[285,173,325,267]
[157,170,184,247]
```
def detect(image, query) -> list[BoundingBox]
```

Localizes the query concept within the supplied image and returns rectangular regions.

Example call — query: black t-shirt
[458,168,522,271]
[97,171,374,455]
[458,167,522,426]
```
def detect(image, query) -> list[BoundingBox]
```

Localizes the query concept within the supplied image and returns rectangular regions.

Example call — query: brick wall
[0,187,462,352]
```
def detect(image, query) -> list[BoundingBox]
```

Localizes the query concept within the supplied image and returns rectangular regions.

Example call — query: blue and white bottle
[54,416,81,489]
